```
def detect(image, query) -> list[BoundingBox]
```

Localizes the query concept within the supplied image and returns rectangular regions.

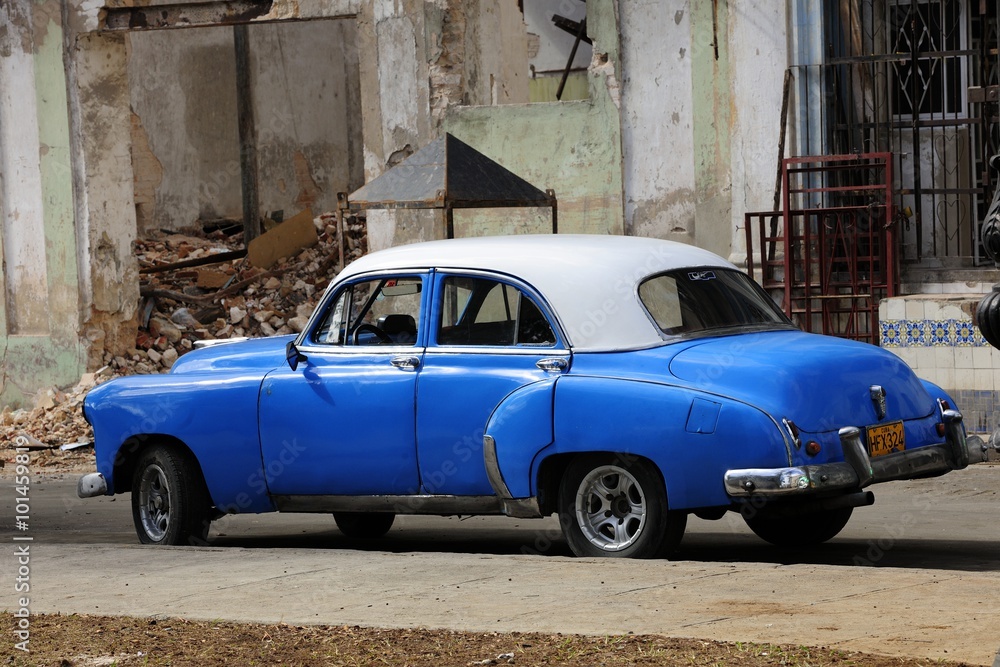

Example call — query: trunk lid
[667,330,936,432]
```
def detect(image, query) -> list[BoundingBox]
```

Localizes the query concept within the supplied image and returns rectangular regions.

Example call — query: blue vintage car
[78,235,989,558]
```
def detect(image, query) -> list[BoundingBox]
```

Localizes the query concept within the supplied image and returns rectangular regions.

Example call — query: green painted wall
[443,1,624,237]
[528,72,589,103]
[1,9,85,409]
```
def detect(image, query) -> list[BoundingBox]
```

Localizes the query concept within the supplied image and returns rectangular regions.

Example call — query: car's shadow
[203,517,1000,573]
[26,481,1000,573]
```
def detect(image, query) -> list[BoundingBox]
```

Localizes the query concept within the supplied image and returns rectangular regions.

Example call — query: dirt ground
[3,613,974,667]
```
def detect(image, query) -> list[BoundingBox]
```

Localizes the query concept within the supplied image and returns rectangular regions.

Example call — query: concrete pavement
[3,466,999,664]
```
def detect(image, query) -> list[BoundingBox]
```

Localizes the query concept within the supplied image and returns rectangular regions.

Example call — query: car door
[415,272,569,496]
[258,274,427,496]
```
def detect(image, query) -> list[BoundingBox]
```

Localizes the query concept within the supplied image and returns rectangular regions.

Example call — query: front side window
[639,269,791,337]
[311,276,422,346]
[437,276,556,347]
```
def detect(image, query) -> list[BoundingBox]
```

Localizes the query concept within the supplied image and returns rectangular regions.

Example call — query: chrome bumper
[77,472,108,498]
[725,410,991,498]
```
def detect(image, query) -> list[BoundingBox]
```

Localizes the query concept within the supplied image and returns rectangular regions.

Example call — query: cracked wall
[620,0,787,262]
[0,0,86,407]
[442,0,624,237]
[127,19,363,235]
[361,0,531,250]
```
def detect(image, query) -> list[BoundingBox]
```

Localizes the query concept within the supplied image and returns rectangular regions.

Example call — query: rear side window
[639,269,790,336]
[437,276,556,346]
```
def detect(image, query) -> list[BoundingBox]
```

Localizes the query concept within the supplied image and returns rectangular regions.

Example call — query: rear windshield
[638,269,791,337]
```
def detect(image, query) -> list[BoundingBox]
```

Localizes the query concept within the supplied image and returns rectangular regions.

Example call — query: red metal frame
[745,153,898,345]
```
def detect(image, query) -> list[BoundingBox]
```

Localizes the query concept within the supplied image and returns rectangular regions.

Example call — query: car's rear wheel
[558,455,686,559]
[742,506,853,547]
[334,512,396,538]
[131,445,212,546]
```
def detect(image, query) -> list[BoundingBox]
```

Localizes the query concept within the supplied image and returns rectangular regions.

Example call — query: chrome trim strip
[483,435,512,499]
[294,345,571,357]
[295,343,425,356]
[273,494,504,515]
[424,347,571,356]
[942,409,968,468]
[782,418,801,450]
[483,436,543,517]
[193,337,249,349]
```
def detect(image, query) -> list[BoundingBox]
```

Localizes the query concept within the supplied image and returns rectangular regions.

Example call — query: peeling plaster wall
[463,0,529,106]
[360,0,532,250]
[619,0,786,262]
[66,28,140,370]
[0,0,50,335]
[726,3,788,264]
[442,0,624,238]
[128,20,363,233]
[0,1,86,407]
[620,1,698,245]
[128,27,240,233]
[251,20,365,217]
[127,20,363,234]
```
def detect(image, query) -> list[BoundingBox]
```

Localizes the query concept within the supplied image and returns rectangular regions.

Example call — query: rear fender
[545,376,790,509]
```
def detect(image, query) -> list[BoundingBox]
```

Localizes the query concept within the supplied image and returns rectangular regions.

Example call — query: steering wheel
[352,323,394,345]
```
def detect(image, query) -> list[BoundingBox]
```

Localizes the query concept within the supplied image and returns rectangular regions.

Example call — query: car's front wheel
[742,506,853,547]
[558,455,686,559]
[131,445,212,546]
[333,512,396,538]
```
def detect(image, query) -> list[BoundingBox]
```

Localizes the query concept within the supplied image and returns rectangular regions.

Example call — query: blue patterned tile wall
[878,296,998,433]
[880,319,988,347]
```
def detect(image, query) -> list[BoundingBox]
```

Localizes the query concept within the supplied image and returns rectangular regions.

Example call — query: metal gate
[792,0,999,266]
[746,153,897,344]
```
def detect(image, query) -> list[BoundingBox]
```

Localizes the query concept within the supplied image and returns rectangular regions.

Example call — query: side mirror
[285,340,307,371]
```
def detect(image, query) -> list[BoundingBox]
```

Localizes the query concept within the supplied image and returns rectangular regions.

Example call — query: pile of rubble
[0,371,107,471]
[0,211,367,470]
[113,211,366,374]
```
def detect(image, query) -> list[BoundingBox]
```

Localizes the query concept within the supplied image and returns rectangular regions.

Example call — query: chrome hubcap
[575,465,646,551]
[138,464,170,542]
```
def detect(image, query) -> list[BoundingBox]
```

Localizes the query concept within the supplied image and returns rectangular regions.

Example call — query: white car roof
[337,234,737,351]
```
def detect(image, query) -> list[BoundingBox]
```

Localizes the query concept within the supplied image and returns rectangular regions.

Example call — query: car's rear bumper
[724,409,991,498]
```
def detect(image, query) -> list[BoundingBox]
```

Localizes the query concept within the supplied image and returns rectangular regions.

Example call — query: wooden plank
[247,208,318,269]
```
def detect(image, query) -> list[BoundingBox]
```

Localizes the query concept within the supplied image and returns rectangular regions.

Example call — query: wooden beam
[102,1,273,31]
[234,23,261,243]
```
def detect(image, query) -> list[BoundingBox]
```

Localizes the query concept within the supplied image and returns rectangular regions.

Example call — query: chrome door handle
[536,357,568,372]
[390,355,421,371]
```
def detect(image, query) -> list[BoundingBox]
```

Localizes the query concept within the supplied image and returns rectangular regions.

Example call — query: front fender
[84,373,273,513]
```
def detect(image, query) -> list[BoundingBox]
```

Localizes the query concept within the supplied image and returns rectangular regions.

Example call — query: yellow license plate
[866,421,905,457]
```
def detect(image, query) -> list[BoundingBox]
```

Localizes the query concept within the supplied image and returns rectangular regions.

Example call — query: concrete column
[357,0,436,250]
[619,0,697,243]
[65,25,140,368]
[727,2,789,264]
[0,0,50,335]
